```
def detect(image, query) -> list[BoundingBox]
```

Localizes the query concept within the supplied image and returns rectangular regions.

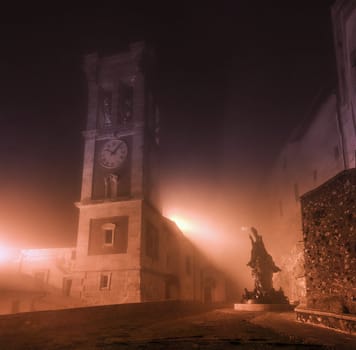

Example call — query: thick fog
[0,1,335,296]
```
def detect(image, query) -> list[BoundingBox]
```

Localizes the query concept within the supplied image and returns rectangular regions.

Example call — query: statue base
[234,303,292,311]
[234,287,291,311]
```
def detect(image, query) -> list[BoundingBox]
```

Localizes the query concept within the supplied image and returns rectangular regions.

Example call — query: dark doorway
[165,276,179,299]
[204,286,212,303]
[63,278,72,296]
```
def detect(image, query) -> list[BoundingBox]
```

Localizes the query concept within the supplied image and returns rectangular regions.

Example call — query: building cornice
[75,197,143,209]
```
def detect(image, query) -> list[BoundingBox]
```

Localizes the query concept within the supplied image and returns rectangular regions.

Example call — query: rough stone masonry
[301,169,356,315]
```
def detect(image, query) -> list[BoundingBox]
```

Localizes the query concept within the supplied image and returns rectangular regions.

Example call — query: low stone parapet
[295,307,356,335]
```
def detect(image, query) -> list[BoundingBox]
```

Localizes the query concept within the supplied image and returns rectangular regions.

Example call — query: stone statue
[104,174,118,199]
[103,95,112,127]
[248,227,281,295]
[242,227,288,304]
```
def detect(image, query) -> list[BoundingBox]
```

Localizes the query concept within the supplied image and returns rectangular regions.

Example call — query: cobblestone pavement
[0,306,355,349]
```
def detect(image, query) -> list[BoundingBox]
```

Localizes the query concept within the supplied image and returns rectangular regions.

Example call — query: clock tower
[71,42,227,306]
[73,42,162,304]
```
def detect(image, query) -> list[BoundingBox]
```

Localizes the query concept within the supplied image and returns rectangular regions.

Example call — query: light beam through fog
[163,184,258,294]
[160,131,295,296]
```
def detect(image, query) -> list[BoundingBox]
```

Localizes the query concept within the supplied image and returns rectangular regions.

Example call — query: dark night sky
[0,1,336,247]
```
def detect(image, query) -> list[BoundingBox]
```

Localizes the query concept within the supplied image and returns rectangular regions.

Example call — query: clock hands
[100,140,127,169]
[103,143,123,155]
[111,143,122,155]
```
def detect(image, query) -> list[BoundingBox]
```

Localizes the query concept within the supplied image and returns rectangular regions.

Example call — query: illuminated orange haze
[165,205,254,293]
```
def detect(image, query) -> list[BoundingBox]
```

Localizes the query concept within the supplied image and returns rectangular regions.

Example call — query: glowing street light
[166,211,221,247]
[0,244,19,264]
[169,215,194,233]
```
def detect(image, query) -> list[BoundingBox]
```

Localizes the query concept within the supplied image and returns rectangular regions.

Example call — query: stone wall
[301,169,356,314]
[273,241,306,305]
[296,307,356,335]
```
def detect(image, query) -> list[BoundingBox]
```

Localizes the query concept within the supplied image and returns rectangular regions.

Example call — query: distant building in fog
[266,90,344,304]
[265,0,356,305]
[333,0,356,167]
[0,43,228,315]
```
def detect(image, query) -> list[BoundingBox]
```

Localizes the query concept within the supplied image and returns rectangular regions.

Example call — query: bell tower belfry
[80,42,159,204]
[74,42,161,304]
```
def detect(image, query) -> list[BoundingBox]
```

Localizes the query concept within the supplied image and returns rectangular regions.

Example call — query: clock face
[99,139,128,169]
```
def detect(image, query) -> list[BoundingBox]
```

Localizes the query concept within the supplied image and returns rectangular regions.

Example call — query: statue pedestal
[235,288,291,311]
[234,303,292,311]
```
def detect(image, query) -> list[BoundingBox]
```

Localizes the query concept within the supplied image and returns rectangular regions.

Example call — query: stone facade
[74,199,143,305]
[301,169,356,315]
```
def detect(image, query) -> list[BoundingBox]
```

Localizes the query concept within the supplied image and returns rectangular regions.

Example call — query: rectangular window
[186,256,191,275]
[282,157,287,170]
[104,229,114,245]
[99,273,111,290]
[102,223,116,246]
[118,83,133,124]
[279,200,283,217]
[351,49,356,67]
[146,223,159,260]
[33,270,48,285]
[88,217,128,255]
[34,271,45,282]
[313,170,318,183]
